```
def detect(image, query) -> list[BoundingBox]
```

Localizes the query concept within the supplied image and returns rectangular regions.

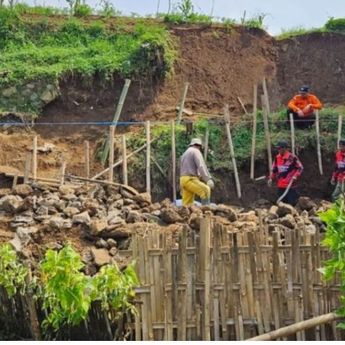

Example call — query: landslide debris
[0,182,329,275]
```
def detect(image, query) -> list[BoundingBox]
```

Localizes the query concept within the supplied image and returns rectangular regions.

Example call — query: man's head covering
[299,85,310,93]
[189,138,203,147]
[275,140,288,149]
[339,139,345,146]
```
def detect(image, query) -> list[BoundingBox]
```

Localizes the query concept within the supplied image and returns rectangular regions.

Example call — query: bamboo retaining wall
[130,217,344,341]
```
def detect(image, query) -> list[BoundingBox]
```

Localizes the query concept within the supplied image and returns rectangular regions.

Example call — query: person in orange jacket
[331,139,345,201]
[287,85,322,129]
[268,141,303,205]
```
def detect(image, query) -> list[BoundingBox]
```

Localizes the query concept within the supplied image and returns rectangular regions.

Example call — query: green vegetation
[319,200,345,328]
[0,243,138,338]
[325,17,345,33]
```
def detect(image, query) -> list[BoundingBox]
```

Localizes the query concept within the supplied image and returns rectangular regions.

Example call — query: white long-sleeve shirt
[180,146,211,182]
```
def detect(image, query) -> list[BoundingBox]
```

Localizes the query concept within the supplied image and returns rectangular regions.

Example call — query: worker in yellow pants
[180,176,211,206]
[180,138,214,206]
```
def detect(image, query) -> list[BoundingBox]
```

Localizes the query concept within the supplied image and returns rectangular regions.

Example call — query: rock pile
[0,182,330,272]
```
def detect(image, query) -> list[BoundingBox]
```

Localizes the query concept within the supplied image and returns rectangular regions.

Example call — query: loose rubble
[0,182,330,273]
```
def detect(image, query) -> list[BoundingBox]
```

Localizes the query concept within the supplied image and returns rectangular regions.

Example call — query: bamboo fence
[129,217,344,341]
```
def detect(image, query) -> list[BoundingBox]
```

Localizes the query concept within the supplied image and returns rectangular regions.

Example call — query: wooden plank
[203,125,209,162]
[250,89,257,180]
[224,104,241,198]
[108,126,115,182]
[289,113,296,155]
[146,121,151,196]
[261,95,272,173]
[171,120,176,202]
[121,135,128,185]
[315,110,323,175]
[32,136,38,181]
[177,82,189,124]
[84,140,90,179]
[286,230,294,317]
[213,290,220,340]
[24,153,31,184]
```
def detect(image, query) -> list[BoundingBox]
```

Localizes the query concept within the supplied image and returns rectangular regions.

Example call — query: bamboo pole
[32,136,37,181]
[24,153,31,184]
[122,134,128,186]
[250,88,257,180]
[261,95,272,174]
[289,113,296,155]
[108,125,115,182]
[171,120,176,202]
[146,121,151,196]
[253,84,257,116]
[237,96,248,115]
[224,104,241,198]
[315,110,323,175]
[92,138,157,180]
[204,125,209,162]
[337,114,343,149]
[84,140,90,179]
[60,161,66,186]
[262,77,270,114]
[101,78,131,164]
[246,313,341,341]
[177,82,189,124]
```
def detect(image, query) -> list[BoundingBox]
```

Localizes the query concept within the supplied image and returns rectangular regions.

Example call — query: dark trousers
[287,109,315,129]
[277,187,299,206]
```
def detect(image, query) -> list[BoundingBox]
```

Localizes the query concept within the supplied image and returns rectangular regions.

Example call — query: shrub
[325,17,345,33]
[74,4,92,17]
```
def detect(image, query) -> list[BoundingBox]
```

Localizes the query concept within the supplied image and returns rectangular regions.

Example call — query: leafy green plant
[319,200,345,327]
[74,4,92,17]
[39,245,92,331]
[325,17,345,33]
[0,243,28,297]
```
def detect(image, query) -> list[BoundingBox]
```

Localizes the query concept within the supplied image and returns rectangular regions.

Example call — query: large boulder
[297,197,317,211]
[13,184,33,197]
[160,207,182,224]
[90,219,108,236]
[0,195,23,213]
[277,202,296,217]
[91,247,112,266]
[72,211,91,226]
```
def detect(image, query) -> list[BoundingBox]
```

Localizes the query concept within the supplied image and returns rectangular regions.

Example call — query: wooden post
[204,125,209,162]
[146,121,151,195]
[32,136,37,181]
[171,120,176,202]
[84,140,90,179]
[289,113,296,155]
[24,153,31,184]
[250,91,257,180]
[261,95,272,174]
[262,77,270,115]
[337,114,343,149]
[224,104,241,198]
[122,134,128,186]
[315,110,323,175]
[108,126,115,182]
[101,78,131,164]
[177,82,189,124]
[60,161,66,186]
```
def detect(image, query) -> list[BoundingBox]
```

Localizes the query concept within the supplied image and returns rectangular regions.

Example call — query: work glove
[331,178,336,186]
[207,179,215,189]
[267,178,273,187]
[297,109,304,117]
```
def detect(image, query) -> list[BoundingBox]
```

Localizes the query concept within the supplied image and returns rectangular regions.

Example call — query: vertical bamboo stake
[289,113,296,155]
[224,104,241,198]
[250,85,258,180]
[262,77,270,115]
[122,134,128,186]
[171,120,176,202]
[32,136,37,181]
[337,114,343,149]
[177,82,189,124]
[204,126,209,162]
[60,161,66,186]
[261,95,272,174]
[108,126,115,182]
[315,110,323,175]
[101,78,131,164]
[146,121,151,196]
[24,153,31,184]
[84,140,90,179]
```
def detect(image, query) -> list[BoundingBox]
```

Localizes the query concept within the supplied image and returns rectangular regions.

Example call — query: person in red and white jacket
[331,139,345,201]
[268,141,303,205]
